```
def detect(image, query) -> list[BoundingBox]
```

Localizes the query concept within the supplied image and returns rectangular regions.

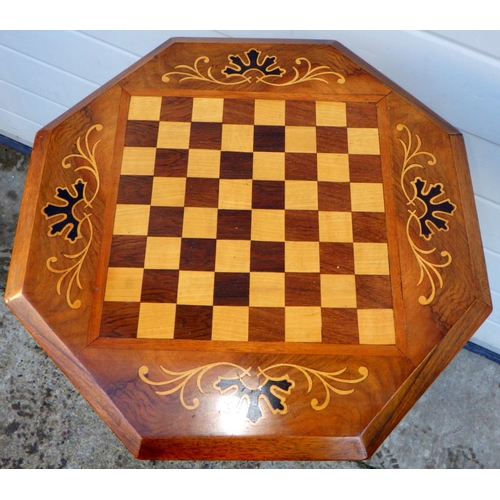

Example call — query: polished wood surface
[4,39,491,460]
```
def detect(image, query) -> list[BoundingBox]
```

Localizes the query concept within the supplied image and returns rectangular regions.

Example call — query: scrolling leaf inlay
[42,124,102,309]
[162,48,346,87]
[138,363,368,425]
[397,123,456,305]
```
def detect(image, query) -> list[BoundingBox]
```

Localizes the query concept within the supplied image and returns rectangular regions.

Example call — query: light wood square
[192,97,224,122]
[104,267,144,302]
[157,122,191,149]
[320,275,357,308]
[187,149,221,178]
[285,180,318,210]
[347,128,380,155]
[285,307,322,342]
[113,204,150,235]
[144,237,181,270]
[319,211,353,242]
[354,243,390,275]
[219,179,252,209]
[151,177,186,207]
[358,309,396,345]
[177,271,214,305]
[254,99,285,125]
[182,207,218,239]
[216,240,251,272]
[128,96,162,121]
[250,272,285,307]
[221,124,254,152]
[137,303,176,339]
[212,306,249,341]
[251,209,285,241]
[121,147,156,175]
[350,183,385,212]
[285,242,320,272]
[253,152,285,180]
[285,126,317,153]
[317,153,349,182]
[316,101,347,126]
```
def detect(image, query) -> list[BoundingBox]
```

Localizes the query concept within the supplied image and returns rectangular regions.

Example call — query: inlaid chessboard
[6,39,490,461]
[100,95,397,345]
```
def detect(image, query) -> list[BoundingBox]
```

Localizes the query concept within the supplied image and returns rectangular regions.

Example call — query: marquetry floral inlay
[397,124,456,305]
[139,362,368,424]
[42,124,102,309]
[162,48,345,87]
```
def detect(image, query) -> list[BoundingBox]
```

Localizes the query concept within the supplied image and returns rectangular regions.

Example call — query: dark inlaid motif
[411,177,456,240]
[138,363,368,425]
[397,123,456,305]
[43,179,86,242]
[223,48,285,78]
[214,375,294,424]
[161,48,346,87]
[42,123,102,309]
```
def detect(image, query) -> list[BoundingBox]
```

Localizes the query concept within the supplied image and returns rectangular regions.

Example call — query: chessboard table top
[4,38,491,461]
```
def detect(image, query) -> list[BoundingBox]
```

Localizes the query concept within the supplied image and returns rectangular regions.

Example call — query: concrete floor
[1,142,499,469]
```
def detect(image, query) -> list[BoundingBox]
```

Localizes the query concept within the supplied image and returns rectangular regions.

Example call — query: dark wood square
[355,275,393,309]
[285,100,316,126]
[320,242,355,274]
[252,181,285,209]
[349,155,383,183]
[185,178,219,207]
[99,302,140,339]
[318,182,351,211]
[214,273,250,306]
[321,308,359,344]
[222,99,255,124]
[180,238,216,271]
[124,121,159,147]
[108,235,147,268]
[254,125,285,152]
[160,96,193,122]
[285,210,320,241]
[346,102,379,128]
[285,273,321,306]
[189,122,222,150]
[117,175,153,205]
[316,126,348,153]
[141,270,179,303]
[154,149,189,177]
[148,207,184,237]
[220,152,253,179]
[248,307,285,342]
[174,305,212,340]
[250,241,285,272]
[285,153,318,180]
[217,210,252,240]
[352,212,388,243]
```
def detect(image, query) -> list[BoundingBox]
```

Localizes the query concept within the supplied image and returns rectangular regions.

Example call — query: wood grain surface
[4,39,491,460]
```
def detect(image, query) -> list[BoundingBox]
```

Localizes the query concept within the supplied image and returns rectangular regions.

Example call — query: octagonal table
[4,38,492,460]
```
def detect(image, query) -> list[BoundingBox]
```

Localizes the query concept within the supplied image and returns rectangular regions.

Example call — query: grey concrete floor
[1,142,499,469]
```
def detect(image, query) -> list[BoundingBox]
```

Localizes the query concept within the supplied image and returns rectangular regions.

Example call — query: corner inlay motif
[139,362,368,424]
[42,124,102,309]
[162,48,346,87]
[397,124,456,305]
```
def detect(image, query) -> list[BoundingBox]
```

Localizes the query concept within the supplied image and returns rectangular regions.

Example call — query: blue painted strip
[0,134,32,156]
[464,341,500,365]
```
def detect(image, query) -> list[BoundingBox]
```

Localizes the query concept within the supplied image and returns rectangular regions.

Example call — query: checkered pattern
[100,96,396,344]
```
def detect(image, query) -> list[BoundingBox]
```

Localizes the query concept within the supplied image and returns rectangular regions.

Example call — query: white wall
[0,30,498,353]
